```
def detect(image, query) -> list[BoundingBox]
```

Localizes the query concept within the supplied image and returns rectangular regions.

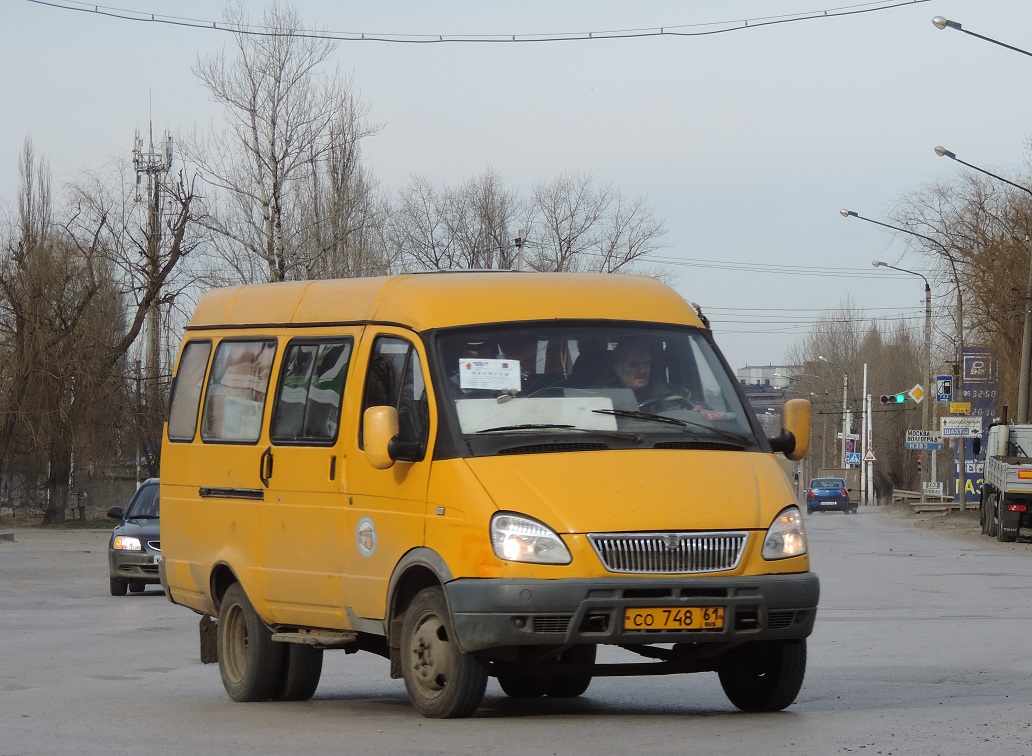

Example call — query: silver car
[107,478,161,595]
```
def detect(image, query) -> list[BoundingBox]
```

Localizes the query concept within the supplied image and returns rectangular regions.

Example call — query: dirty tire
[547,645,596,698]
[498,675,552,698]
[217,582,284,702]
[273,644,323,701]
[718,639,806,712]
[401,586,487,718]
[109,577,128,596]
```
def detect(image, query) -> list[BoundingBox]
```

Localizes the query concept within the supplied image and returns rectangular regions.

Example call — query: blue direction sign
[936,375,953,403]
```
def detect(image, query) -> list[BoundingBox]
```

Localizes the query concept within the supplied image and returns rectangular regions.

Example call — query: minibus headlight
[490,513,572,565]
[762,506,807,560]
[113,536,142,551]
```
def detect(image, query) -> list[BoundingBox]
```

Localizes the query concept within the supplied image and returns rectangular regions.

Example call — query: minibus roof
[186,271,705,331]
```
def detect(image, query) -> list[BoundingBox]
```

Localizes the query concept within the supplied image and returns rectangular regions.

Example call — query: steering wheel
[638,393,694,413]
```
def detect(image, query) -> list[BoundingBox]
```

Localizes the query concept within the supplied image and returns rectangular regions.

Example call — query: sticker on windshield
[459,359,522,392]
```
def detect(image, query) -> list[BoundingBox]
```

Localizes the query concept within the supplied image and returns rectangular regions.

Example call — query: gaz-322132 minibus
[159,271,818,718]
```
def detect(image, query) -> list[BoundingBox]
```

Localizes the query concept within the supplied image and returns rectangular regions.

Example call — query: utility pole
[133,124,173,473]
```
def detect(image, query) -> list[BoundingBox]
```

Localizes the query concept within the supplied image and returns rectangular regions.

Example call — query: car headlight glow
[762,506,808,560]
[113,536,142,551]
[490,512,571,564]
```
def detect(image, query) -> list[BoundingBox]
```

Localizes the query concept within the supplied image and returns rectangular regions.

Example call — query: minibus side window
[270,339,352,444]
[361,337,428,452]
[167,340,213,442]
[200,339,277,444]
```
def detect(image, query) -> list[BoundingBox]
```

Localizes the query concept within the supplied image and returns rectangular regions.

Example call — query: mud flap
[200,614,218,664]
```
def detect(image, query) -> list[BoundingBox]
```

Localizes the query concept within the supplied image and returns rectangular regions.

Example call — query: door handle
[259,446,274,488]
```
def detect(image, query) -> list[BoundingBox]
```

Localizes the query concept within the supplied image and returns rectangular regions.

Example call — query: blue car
[806,477,852,514]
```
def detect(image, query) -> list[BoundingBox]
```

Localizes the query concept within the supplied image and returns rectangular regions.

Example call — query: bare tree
[387,170,668,277]
[528,172,666,274]
[189,1,381,283]
[786,299,923,500]
[894,172,1032,411]
[387,170,521,271]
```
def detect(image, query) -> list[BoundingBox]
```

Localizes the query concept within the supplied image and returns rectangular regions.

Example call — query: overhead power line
[27,0,932,44]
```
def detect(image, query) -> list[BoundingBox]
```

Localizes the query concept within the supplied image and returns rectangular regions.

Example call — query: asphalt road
[3,507,1032,755]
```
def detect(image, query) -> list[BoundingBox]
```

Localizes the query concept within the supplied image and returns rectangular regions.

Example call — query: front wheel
[217,582,284,702]
[401,586,487,718]
[109,577,128,596]
[718,639,806,712]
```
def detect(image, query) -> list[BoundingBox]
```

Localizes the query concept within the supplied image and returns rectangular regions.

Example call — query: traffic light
[880,393,906,404]
[917,455,922,474]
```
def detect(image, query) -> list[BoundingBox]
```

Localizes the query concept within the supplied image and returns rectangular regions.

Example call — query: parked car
[806,477,851,514]
[107,478,161,595]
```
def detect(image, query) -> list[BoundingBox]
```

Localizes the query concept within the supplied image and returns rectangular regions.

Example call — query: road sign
[844,439,854,453]
[923,482,944,495]
[908,383,925,404]
[940,417,982,437]
[864,449,877,462]
[836,433,861,440]
[936,375,953,403]
[844,452,861,465]
[905,429,943,450]
[950,401,972,414]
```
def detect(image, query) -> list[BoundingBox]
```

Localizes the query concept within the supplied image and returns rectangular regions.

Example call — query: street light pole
[934,145,1032,422]
[873,260,932,503]
[931,16,1032,59]
[840,209,966,507]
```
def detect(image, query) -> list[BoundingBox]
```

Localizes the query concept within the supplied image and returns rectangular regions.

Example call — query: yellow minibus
[159,271,817,718]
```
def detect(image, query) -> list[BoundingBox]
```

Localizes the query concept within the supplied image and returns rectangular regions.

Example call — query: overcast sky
[5,0,1032,372]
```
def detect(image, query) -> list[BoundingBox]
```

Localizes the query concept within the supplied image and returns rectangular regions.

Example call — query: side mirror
[107,506,124,520]
[972,437,982,456]
[768,398,811,461]
[364,406,399,470]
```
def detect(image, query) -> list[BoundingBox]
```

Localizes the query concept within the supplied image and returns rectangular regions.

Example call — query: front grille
[588,531,748,574]
[148,541,161,552]
[532,616,573,634]
[768,610,796,629]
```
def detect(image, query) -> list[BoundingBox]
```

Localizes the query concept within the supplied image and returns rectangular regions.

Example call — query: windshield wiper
[476,423,642,443]
[592,409,752,446]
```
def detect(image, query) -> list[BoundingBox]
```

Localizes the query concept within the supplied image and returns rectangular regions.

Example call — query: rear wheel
[273,644,323,701]
[401,586,487,718]
[547,645,596,698]
[217,582,284,702]
[109,577,128,596]
[497,675,552,698]
[718,639,806,712]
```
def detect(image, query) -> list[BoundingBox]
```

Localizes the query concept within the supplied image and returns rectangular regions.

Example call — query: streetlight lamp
[931,17,1032,59]
[840,209,965,507]
[873,260,932,503]
[934,145,1032,423]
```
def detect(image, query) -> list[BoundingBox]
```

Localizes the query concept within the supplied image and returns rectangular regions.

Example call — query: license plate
[623,606,725,631]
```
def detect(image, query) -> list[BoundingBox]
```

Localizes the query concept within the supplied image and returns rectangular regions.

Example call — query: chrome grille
[588,531,748,574]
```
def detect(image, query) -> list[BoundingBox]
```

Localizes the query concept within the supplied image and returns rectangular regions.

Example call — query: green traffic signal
[880,393,906,404]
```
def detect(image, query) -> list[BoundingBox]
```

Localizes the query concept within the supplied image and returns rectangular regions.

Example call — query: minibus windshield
[434,323,758,450]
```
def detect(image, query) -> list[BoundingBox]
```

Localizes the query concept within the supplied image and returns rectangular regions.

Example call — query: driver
[612,343,724,421]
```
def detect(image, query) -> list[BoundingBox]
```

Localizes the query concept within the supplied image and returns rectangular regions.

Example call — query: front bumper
[445,572,819,653]
[109,550,162,584]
